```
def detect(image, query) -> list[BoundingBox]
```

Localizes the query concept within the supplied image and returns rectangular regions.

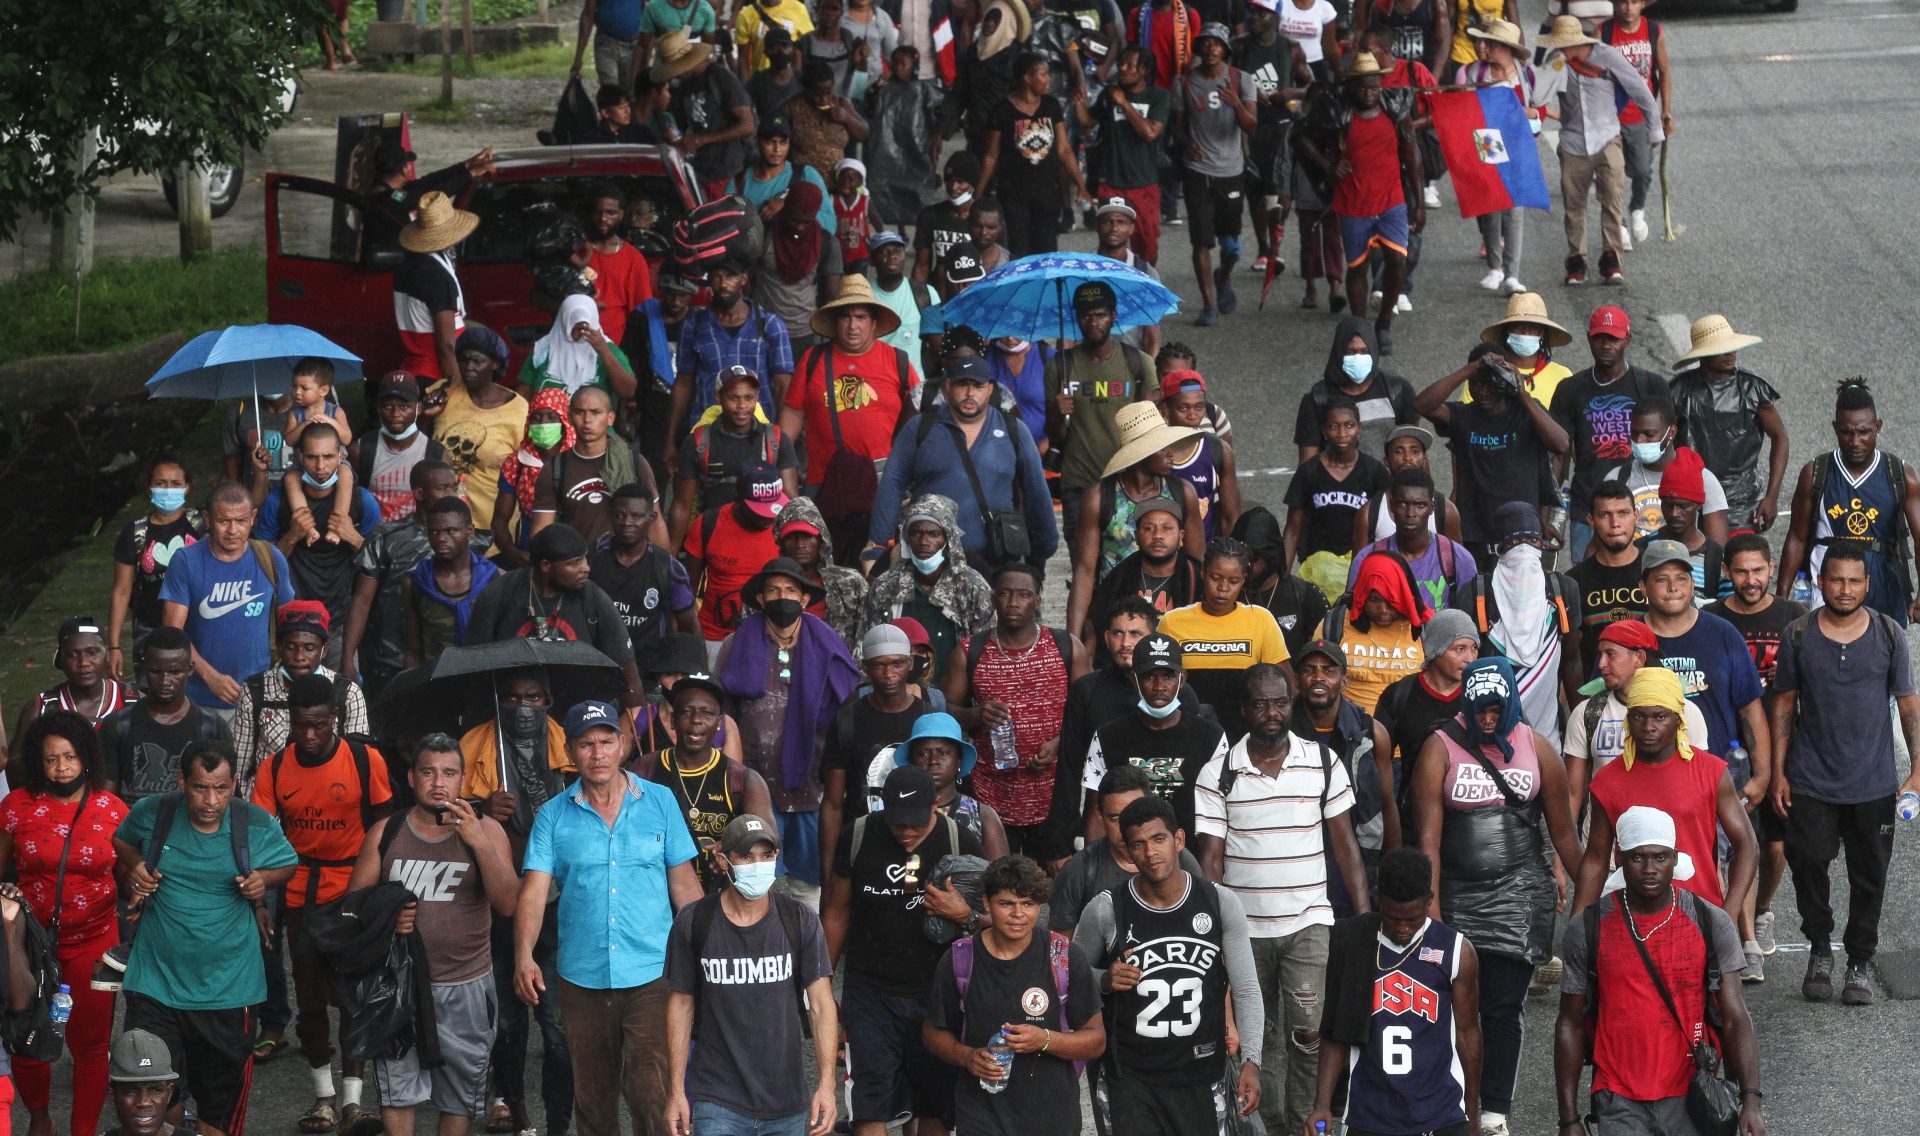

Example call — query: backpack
[1465,571,1574,637]
[671,196,767,279]
[247,671,356,765]
[1057,344,1149,465]
[964,627,1074,674]
[1809,449,1914,589]
[847,813,961,871]
[145,791,256,880]
[950,929,1085,1075]
[1216,737,1336,809]
[268,737,385,904]
[129,509,205,569]
[1575,887,1722,1062]
[690,421,782,500]
[1360,535,1458,604]
[687,889,816,1037]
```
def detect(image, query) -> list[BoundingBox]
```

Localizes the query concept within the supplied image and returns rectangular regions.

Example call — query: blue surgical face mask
[300,470,340,490]
[150,487,188,513]
[1506,333,1542,358]
[1341,354,1374,382]
[731,860,778,900]
[381,422,421,441]
[908,548,946,574]
[1632,436,1669,466]
[1137,695,1179,720]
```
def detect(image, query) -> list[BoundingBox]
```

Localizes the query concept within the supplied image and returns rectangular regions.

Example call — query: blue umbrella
[147,323,364,455]
[936,253,1181,343]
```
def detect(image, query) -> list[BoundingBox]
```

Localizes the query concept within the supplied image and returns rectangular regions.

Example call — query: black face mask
[709,290,742,312]
[763,598,804,628]
[47,775,86,798]
[503,703,549,741]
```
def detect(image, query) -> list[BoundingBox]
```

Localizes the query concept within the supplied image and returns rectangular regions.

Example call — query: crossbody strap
[1619,892,1693,1045]
[943,417,1012,537]
[1439,720,1527,808]
[48,794,90,942]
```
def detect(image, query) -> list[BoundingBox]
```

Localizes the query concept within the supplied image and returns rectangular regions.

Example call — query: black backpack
[686,889,816,1037]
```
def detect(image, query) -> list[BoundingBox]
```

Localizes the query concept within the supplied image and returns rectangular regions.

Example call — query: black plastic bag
[922,853,989,945]
[336,937,416,1062]
[544,77,598,146]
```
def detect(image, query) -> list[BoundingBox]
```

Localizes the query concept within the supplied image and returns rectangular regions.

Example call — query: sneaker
[1251,256,1270,273]
[1742,941,1764,984]
[1803,951,1835,1002]
[90,942,131,992]
[1631,208,1650,243]
[1618,223,1634,252]
[1755,911,1777,956]
[1329,293,1348,313]
[1564,254,1588,285]
[1501,276,1526,294]
[1368,289,1384,312]
[1215,252,1240,315]
[1529,955,1564,997]
[1423,183,1442,208]
[1842,961,1880,1006]
[1599,249,1624,284]
[1478,267,1505,290]
[1195,306,1220,327]
[1394,293,1412,314]
[1165,214,1185,227]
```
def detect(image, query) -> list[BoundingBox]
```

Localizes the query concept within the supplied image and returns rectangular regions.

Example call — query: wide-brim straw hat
[1536,15,1600,48]
[810,274,903,340]
[650,30,716,82]
[1467,18,1526,52]
[1102,402,1202,478]
[1480,292,1573,348]
[400,191,479,253]
[976,0,1033,60]
[1340,52,1390,79]
[1674,315,1763,368]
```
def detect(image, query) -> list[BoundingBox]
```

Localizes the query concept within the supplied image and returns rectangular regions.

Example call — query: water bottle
[1791,573,1814,605]
[1899,791,1920,822]
[50,984,72,1034]
[980,1030,1015,1094]
[989,719,1020,771]
[1727,745,1750,775]
[1547,489,1570,547]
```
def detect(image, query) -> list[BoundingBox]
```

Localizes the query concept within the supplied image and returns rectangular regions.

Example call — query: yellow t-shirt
[1459,358,1570,408]
[1451,0,1509,64]
[735,0,814,71]
[1158,603,1292,672]
[1340,619,1425,715]
[433,381,529,534]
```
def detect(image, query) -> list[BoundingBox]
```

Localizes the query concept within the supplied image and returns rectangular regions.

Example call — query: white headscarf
[530,293,603,394]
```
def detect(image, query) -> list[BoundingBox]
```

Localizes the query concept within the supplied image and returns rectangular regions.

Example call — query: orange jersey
[252,739,392,906]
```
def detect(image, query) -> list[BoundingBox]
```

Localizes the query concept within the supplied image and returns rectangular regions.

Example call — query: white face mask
[949,188,974,206]
[731,860,778,899]
[1632,432,1671,465]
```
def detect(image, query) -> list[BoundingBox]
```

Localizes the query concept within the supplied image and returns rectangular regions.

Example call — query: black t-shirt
[1246,572,1333,656]
[1566,554,1648,676]
[395,251,461,313]
[1445,401,1555,545]
[1372,672,1459,814]
[674,66,754,183]
[1089,712,1226,837]
[280,488,371,619]
[991,95,1067,194]
[589,544,688,662]
[745,69,803,130]
[926,932,1098,1136]
[534,449,617,547]
[1704,597,1808,693]
[822,696,932,813]
[835,815,985,994]
[1551,366,1671,511]
[1235,34,1298,130]
[466,570,638,665]
[1283,454,1392,559]
[676,423,799,507]
[114,513,206,628]
[103,704,231,803]
[913,201,973,271]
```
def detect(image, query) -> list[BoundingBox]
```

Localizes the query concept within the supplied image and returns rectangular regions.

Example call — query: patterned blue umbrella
[936,253,1181,342]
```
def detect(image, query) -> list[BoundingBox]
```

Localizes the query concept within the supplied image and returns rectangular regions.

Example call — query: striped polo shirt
[1193,732,1354,938]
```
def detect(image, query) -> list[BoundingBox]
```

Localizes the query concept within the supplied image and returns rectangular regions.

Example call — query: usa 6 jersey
[1345,920,1470,1135]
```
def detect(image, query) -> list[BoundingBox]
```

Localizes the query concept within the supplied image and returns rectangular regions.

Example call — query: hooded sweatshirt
[862,494,995,684]
[1292,317,1419,459]
[1233,506,1331,655]
[777,495,869,645]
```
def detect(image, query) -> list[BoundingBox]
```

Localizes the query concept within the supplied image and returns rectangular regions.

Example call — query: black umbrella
[373,638,626,757]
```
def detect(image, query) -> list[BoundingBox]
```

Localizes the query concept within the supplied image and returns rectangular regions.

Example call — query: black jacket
[302,881,441,1068]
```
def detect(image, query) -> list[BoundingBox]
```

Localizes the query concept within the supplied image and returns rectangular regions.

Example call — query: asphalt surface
[14,0,1920,1130]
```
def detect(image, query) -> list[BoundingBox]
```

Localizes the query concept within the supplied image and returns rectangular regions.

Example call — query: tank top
[1101,475,1178,575]
[651,747,744,891]
[1168,438,1222,542]
[1603,19,1655,125]
[1438,722,1541,811]
[1810,448,1909,618]
[1101,875,1229,1087]
[37,680,138,727]
[967,629,1071,826]
[1345,919,1469,1134]
[381,814,491,983]
[1332,111,1404,219]
[1374,0,1436,64]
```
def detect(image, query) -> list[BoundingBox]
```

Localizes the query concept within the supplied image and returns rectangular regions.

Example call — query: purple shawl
[719,611,861,790]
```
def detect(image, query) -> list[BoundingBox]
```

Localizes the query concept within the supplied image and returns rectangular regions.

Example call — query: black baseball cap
[1295,638,1348,668]
[1131,633,1183,676]
[880,765,938,826]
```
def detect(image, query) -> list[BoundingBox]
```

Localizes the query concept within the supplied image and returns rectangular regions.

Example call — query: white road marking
[1761,44,1920,61]
[1655,313,1694,359]
[1246,466,1296,478]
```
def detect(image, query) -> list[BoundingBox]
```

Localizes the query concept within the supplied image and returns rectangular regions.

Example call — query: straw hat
[1466,18,1526,52]
[1535,15,1600,49]
[1101,403,1202,478]
[1339,52,1391,79]
[650,30,716,82]
[1480,292,1573,348]
[400,191,479,253]
[809,274,903,340]
[976,0,1033,60]
[1674,315,1763,368]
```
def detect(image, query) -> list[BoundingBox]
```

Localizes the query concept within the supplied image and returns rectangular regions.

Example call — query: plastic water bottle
[49,984,72,1034]
[1791,573,1814,605]
[980,1030,1015,1093]
[1899,791,1920,822]
[989,719,1020,771]
[1728,745,1750,774]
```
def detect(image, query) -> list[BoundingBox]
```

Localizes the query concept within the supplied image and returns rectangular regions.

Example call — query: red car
[265,143,704,380]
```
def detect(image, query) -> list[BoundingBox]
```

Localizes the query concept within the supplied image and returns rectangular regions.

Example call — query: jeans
[1560,137,1626,259]
[1620,119,1655,214]
[1249,924,1330,1136]
[1785,793,1896,962]
[1477,953,1536,1115]
[1567,519,1594,567]
[1476,208,1525,279]
[557,976,674,1136]
[689,1101,809,1136]
[593,32,637,91]
[491,914,574,1133]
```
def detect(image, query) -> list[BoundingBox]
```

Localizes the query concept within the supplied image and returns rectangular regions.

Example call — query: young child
[280,357,358,544]
[635,75,682,144]
[833,158,873,278]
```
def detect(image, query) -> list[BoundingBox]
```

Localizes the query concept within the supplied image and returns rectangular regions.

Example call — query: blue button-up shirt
[523,770,698,989]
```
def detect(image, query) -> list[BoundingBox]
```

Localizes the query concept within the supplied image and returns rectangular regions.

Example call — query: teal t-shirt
[119,796,299,1010]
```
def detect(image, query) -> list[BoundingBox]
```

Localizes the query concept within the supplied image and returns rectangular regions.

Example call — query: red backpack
[671,196,765,279]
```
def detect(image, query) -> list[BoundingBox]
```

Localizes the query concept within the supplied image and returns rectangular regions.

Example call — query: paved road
[15,0,1920,1131]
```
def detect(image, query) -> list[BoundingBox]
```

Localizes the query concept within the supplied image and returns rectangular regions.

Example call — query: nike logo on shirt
[198,580,264,620]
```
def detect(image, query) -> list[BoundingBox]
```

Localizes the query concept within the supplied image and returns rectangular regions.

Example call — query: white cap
[1603,806,1696,894]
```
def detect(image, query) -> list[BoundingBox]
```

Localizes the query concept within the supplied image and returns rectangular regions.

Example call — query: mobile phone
[432,805,453,825]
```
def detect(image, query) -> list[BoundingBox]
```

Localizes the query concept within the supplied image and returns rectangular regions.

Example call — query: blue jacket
[870,405,1060,561]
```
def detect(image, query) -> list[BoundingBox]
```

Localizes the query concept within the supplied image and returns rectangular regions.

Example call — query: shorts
[1097,1069,1222,1136]
[1726,753,1785,845]
[1181,172,1246,248]
[376,974,498,1117]
[841,978,956,1126]
[124,992,255,1136]
[1340,203,1410,267]
[777,810,822,886]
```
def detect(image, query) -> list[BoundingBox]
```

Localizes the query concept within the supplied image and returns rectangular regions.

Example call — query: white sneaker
[1394,293,1412,313]
[1618,224,1634,252]
[1477,268,1505,290]
[1423,183,1442,208]
[1369,289,1384,312]
[1631,208,1650,243]
[1501,276,1526,294]
[1480,1112,1511,1136]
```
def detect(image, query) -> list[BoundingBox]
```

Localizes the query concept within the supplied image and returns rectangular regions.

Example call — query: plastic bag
[922,853,989,945]
[1296,550,1354,606]
[546,77,598,146]
[335,938,416,1062]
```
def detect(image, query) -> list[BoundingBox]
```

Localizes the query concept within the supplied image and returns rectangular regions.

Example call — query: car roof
[489,144,688,179]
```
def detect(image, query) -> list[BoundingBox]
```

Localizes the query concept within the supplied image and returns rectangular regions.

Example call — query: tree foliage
[0,0,329,240]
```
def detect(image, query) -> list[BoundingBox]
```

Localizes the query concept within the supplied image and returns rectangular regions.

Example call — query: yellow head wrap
[1621,666,1692,769]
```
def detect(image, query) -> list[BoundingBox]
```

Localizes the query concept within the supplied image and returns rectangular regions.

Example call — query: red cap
[1659,448,1707,504]
[779,518,823,538]
[1588,305,1630,338]
[277,599,332,637]
[890,616,931,649]
[1159,368,1207,399]
[1598,620,1659,652]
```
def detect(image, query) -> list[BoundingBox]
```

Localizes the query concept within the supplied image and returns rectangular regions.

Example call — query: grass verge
[385,35,576,79]
[0,249,266,366]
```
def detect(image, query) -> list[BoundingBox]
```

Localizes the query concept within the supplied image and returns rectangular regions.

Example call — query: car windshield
[459,175,684,265]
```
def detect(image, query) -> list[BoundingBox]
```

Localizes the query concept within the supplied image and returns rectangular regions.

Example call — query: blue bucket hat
[894,712,978,778]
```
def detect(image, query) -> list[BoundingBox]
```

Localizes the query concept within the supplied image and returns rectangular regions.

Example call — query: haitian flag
[1432,88,1551,218]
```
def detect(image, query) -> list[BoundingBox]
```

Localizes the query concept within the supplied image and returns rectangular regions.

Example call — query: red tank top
[1604,19,1654,124]
[1588,748,1728,907]
[967,629,1070,826]
[1333,111,1404,218]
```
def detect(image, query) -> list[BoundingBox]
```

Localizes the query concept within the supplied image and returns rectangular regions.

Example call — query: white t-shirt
[1278,0,1338,63]
[1563,690,1711,774]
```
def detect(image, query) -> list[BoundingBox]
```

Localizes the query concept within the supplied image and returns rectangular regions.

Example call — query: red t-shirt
[684,506,781,640]
[1332,110,1405,218]
[1591,900,1714,1100]
[252,739,394,907]
[1126,3,1202,89]
[590,242,656,348]
[1602,19,1654,125]
[783,343,919,486]
[1588,748,1729,907]
[1,789,129,945]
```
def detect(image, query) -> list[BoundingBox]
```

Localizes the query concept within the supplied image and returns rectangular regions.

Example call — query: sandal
[252,1034,287,1064]
[339,1103,362,1133]
[486,1100,517,1134]
[299,1102,338,1134]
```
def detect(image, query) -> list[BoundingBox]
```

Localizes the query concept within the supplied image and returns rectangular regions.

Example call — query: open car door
[265,174,404,377]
